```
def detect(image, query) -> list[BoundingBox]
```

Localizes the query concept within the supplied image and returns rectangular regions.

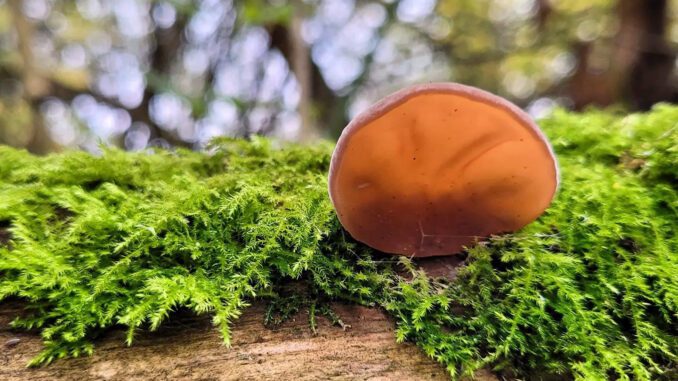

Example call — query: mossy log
[1,301,487,381]
[0,106,676,380]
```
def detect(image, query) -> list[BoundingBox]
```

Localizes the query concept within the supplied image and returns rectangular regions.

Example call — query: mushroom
[328,83,558,257]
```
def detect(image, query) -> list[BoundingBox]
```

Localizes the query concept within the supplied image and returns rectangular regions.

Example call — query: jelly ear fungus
[328,83,559,257]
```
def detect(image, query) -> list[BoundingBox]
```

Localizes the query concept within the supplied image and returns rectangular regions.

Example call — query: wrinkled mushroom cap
[328,83,558,257]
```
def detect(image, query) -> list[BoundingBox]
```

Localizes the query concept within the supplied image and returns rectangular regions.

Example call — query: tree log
[0,301,499,380]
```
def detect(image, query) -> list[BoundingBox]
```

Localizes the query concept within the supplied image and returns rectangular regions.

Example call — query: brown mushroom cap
[328,83,559,257]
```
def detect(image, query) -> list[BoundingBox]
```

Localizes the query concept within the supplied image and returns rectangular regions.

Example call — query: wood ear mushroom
[328,83,559,257]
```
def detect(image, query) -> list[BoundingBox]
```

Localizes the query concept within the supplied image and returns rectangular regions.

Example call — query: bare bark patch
[0,302,491,381]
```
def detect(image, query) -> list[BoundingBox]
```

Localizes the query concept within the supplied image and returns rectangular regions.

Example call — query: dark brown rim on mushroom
[328,82,559,257]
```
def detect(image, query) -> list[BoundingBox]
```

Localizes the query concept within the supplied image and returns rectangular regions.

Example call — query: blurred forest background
[0,0,676,154]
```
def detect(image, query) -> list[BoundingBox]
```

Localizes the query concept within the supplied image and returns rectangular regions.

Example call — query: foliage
[4,0,677,153]
[1,106,676,379]
[435,0,617,96]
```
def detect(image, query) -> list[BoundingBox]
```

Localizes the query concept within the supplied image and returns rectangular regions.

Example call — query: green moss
[0,106,676,379]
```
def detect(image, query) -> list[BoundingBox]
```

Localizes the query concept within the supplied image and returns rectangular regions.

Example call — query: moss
[0,106,676,379]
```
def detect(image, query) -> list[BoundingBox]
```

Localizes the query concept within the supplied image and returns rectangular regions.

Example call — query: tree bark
[1,302,461,381]
[0,256,501,380]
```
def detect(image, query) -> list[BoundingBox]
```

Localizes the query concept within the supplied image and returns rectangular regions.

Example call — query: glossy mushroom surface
[328,83,558,257]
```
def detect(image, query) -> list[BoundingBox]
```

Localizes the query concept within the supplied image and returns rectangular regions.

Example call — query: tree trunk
[126,14,191,148]
[7,0,56,154]
[288,5,317,142]
[627,0,677,109]
[268,23,344,140]
[568,0,676,109]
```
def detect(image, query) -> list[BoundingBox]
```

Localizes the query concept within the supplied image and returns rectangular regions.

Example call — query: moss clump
[1,105,676,379]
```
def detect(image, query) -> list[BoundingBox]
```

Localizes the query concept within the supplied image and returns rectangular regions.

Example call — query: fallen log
[1,301,500,380]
